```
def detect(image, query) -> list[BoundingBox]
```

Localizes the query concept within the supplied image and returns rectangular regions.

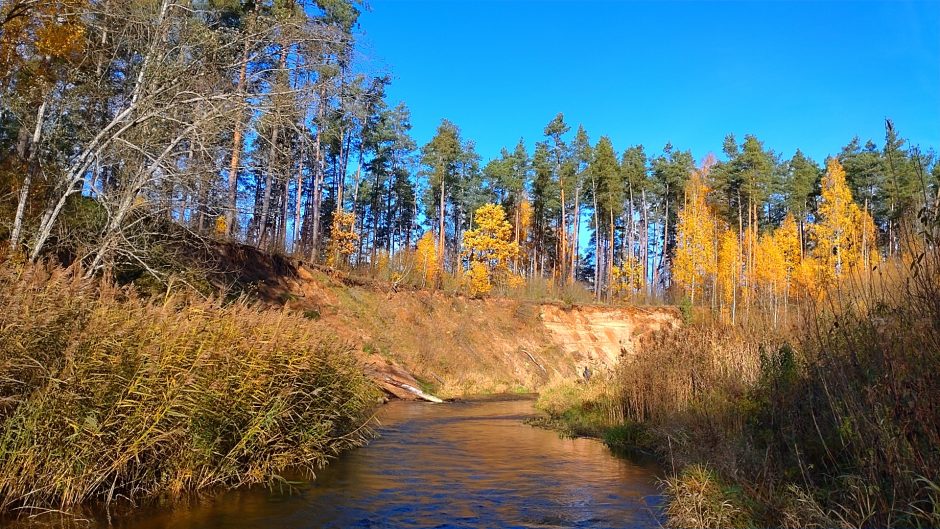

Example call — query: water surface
[66,399,664,528]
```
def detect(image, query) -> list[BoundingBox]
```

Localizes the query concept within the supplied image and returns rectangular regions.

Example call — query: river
[25,398,664,529]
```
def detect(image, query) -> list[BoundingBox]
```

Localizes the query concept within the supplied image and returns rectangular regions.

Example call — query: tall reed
[624,243,940,527]
[0,264,379,514]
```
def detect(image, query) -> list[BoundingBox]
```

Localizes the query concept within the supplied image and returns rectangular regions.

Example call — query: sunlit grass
[0,264,379,515]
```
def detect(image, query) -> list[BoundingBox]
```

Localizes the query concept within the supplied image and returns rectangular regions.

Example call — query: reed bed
[0,264,379,515]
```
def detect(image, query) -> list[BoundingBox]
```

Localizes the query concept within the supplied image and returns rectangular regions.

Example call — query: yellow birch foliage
[793,257,824,299]
[717,227,741,315]
[756,232,786,297]
[467,261,492,297]
[673,166,717,302]
[740,228,758,305]
[515,198,534,270]
[214,215,227,237]
[375,250,391,276]
[1,1,87,79]
[611,255,644,297]
[462,204,520,297]
[813,159,879,282]
[35,2,86,59]
[775,214,801,275]
[326,211,359,268]
[415,231,439,287]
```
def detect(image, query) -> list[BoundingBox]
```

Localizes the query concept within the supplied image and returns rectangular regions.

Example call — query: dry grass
[662,464,754,529]
[537,232,940,527]
[0,264,379,516]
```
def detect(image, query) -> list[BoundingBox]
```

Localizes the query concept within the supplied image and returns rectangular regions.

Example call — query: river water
[32,398,664,529]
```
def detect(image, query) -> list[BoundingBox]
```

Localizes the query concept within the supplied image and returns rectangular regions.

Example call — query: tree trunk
[642,188,650,296]
[558,166,567,283]
[608,210,615,302]
[9,100,46,253]
[591,174,600,297]
[438,176,445,279]
[226,33,251,238]
[256,123,279,248]
[293,143,305,253]
[308,86,326,262]
[571,187,579,283]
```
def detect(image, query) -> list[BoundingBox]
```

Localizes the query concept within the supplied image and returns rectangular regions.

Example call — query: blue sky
[355,0,940,165]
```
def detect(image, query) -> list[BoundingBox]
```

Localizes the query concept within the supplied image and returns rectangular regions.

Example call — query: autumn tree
[813,158,879,282]
[461,203,520,297]
[755,232,786,324]
[673,159,717,304]
[774,213,801,307]
[611,256,644,298]
[327,211,359,269]
[717,227,741,322]
[414,230,439,288]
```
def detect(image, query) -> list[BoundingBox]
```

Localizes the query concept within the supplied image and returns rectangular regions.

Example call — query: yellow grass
[0,264,379,515]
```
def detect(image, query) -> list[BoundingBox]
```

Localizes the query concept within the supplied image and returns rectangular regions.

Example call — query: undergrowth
[536,242,940,528]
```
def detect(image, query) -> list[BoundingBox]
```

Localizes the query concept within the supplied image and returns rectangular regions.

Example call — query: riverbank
[533,254,940,528]
[0,265,379,516]
[0,256,674,521]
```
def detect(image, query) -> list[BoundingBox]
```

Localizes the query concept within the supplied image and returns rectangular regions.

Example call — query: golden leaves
[0,0,87,80]
[673,165,717,301]
[813,159,879,282]
[461,203,520,297]
[326,210,359,268]
[611,256,644,297]
[415,231,439,287]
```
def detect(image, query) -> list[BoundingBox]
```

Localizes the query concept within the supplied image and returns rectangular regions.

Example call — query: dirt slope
[202,245,679,398]
[275,265,679,399]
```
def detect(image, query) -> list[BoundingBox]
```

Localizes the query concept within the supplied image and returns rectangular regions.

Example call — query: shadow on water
[19,399,664,529]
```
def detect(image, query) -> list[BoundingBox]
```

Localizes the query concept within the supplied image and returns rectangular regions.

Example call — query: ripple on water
[30,399,666,529]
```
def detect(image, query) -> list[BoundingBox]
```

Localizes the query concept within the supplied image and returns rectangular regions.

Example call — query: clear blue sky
[355,0,940,165]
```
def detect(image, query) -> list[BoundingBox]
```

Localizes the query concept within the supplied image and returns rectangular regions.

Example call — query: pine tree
[620,145,650,287]
[590,136,622,297]
[571,125,592,280]
[420,120,461,274]
[784,149,821,255]
[543,113,570,283]
[651,143,694,289]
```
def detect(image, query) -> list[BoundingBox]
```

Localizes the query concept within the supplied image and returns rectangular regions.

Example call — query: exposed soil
[210,243,680,400]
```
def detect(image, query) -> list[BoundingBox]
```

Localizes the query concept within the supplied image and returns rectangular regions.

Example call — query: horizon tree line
[1,2,937,299]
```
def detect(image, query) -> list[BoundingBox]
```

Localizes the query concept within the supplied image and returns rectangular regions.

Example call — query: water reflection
[59,399,664,528]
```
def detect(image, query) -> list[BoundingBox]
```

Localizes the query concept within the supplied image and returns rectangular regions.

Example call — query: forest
[1,2,939,528]
[2,0,937,304]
